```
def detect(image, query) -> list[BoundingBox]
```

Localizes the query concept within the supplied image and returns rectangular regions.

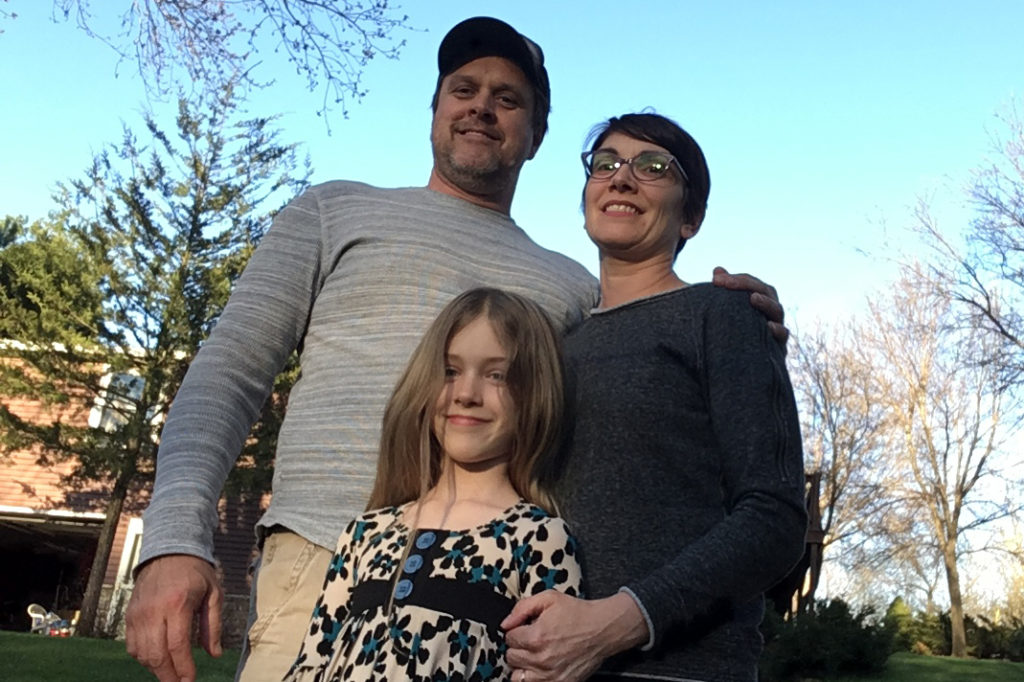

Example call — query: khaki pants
[236,530,332,682]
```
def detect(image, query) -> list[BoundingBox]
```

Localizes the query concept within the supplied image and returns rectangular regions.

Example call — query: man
[125,17,785,682]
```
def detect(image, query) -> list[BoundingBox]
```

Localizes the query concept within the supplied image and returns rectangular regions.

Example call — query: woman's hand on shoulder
[501,591,648,682]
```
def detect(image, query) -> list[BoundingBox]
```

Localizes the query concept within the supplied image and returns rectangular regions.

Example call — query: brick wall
[2,353,270,649]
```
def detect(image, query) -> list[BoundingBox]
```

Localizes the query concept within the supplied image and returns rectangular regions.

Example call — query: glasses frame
[581,149,689,184]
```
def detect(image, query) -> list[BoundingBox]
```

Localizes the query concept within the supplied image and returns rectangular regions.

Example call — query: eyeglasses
[581,149,688,183]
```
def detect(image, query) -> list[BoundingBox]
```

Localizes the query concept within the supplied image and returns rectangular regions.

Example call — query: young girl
[283,288,582,681]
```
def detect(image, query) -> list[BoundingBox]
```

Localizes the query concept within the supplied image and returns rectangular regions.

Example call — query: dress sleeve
[625,291,807,647]
[519,516,583,598]
[139,187,326,567]
[283,516,361,681]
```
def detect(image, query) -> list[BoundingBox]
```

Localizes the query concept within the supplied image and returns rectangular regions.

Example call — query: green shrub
[760,598,892,681]
[884,596,914,651]
[1010,625,1024,662]
[884,600,947,656]
[884,596,1024,661]
[968,614,1024,662]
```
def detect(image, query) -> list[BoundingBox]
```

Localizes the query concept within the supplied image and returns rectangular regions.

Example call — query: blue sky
[2,1,1023,328]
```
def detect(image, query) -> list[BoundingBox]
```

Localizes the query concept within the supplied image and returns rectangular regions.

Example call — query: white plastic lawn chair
[27,603,59,634]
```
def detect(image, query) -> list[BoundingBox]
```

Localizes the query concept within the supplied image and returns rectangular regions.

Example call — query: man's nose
[468,93,497,121]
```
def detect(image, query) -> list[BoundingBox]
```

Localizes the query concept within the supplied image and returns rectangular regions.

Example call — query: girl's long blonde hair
[367,288,566,513]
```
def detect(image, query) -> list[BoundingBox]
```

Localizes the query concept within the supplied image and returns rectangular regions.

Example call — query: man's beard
[435,148,515,196]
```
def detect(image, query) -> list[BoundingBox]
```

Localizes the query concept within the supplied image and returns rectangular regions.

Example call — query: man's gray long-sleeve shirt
[139,181,597,566]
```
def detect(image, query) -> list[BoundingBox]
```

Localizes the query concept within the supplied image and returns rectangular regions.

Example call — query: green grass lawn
[821,652,1024,682]
[0,630,240,682]
[3,632,1024,682]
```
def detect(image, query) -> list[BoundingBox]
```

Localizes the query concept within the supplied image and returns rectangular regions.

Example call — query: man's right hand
[125,554,224,682]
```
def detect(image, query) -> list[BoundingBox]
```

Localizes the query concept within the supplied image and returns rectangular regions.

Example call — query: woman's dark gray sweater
[561,284,807,682]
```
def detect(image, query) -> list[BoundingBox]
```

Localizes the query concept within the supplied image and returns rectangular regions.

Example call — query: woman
[502,113,808,682]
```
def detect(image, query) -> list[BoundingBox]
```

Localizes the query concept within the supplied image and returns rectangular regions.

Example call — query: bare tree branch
[48,1,413,122]
[918,101,1024,389]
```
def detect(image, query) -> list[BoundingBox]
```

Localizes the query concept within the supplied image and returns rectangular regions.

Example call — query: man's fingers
[714,267,790,345]
[768,321,791,348]
[126,591,174,679]
[165,612,198,682]
[751,292,784,325]
[199,585,224,657]
[124,614,139,659]
[713,266,762,292]
[137,619,182,682]
[716,269,773,296]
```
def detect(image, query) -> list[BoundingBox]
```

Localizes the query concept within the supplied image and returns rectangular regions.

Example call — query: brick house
[0,354,266,648]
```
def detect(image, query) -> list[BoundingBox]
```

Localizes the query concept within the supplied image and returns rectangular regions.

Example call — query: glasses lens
[588,151,620,177]
[633,152,673,180]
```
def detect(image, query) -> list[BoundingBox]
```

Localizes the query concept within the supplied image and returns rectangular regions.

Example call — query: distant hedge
[883,596,1024,661]
[760,598,892,681]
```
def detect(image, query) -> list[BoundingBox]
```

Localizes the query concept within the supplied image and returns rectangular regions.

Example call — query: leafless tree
[864,263,1021,657]
[792,324,892,559]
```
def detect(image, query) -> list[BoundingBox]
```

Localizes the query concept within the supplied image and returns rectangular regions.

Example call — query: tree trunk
[74,469,131,637]
[943,540,968,657]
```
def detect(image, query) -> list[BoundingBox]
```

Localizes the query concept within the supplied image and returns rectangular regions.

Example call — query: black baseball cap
[437,17,550,107]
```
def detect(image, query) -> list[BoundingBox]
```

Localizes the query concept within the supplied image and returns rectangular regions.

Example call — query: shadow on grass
[0,630,240,682]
